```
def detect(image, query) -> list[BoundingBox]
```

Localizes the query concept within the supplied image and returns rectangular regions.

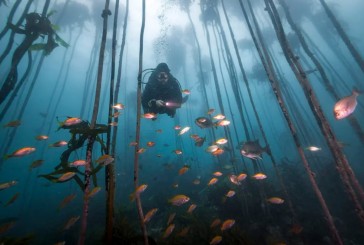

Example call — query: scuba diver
[0,12,58,105]
[142,63,183,118]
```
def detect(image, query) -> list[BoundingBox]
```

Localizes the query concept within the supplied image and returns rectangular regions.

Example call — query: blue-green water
[0,0,364,244]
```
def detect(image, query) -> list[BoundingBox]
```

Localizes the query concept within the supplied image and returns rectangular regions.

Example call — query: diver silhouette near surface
[0,12,58,105]
[142,63,184,119]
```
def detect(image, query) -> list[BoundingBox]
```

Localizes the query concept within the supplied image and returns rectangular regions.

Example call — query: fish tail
[56,122,64,131]
[3,154,10,160]
[182,95,189,104]
[352,89,360,96]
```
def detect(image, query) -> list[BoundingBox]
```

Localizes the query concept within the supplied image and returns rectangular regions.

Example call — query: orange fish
[137,148,146,154]
[206,145,219,153]
[178,166,190,175]
[63,216,80,230]
[57,172,76,182]
[174,125,181,130]
[109,122,118,126]
[215,120,230,126]
[190,134,200,140]
[4,192,20,207]
[61,117,82,127]
[0,180,17,191]
[129,184,148,201]
[3,120,21,127]
[221,219,235,231]
[112,103,125,110]
[5,147,36,159]
[237,173,247,182]
[147,141,155,147]
[173,149,183,155]
[35,135,49,141]
[95,154,114,166]
[215,138,228,145]
[187,204,197,214]
[267,197,284,204]
[210,218,221,228]
[70,159,86,167]
[142,113,157,119]
[210,235,222,245]
[211,148,224,156]
[167,212,176,225]
[252,173,267,180]
[207,108,215,114]
[194,136,206,147]
[29,159,44,170]
[181,89,191,94]
[169,194,190,206]
[163,224,175,239]
[144,208,158,223]
[333,90,359,120]
[113,111,121,118]
[208,178,218,186]
[229,175,240,185]
[49,141,68,147]
[213,114,225,120]
[87,186,101,199]
[58,193,76,210]
[213,171,223,177]
[225,190,235,198]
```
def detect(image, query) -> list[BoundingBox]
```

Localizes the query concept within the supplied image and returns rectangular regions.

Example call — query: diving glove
[156,100,165,107]
[148,99,165,107]
[148,99,155,107]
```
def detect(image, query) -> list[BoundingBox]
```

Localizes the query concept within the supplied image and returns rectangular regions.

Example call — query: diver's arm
[142,83,155,109]
[169,80,183,107]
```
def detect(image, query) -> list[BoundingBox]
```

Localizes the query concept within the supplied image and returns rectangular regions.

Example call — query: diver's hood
[156,63,170,73]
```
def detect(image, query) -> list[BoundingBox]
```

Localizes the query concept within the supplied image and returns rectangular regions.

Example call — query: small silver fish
[333,90,359,120]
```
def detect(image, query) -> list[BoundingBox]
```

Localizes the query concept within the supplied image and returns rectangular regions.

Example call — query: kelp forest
[0,0,363,244]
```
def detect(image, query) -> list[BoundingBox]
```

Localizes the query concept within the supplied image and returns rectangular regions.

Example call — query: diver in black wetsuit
[0,12,58,105]
[141,63,183,119]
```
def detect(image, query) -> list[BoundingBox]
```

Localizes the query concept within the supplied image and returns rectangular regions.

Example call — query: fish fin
[352,88,360,96]
[182,95,189,104]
